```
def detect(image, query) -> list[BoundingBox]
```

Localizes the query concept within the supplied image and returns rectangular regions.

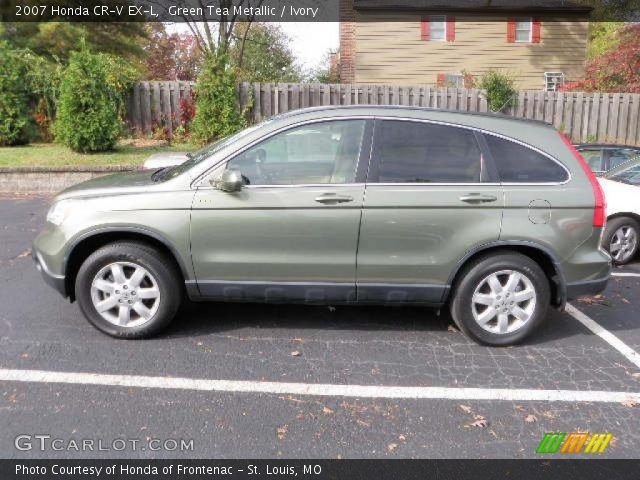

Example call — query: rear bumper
[33,248,67,298]
[566,276,609,301]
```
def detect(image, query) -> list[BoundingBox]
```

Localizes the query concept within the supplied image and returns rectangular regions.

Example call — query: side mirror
[212,169,243,192]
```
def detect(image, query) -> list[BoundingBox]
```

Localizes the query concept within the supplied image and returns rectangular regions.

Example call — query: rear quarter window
[484,134,569,183]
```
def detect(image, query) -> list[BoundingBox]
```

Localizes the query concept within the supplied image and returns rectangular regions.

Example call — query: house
[339,0,592,90]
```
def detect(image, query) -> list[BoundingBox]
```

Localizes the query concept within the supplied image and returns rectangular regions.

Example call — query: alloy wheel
[610,225,638,263]
[471,269,537,335]
[90,261,160,327]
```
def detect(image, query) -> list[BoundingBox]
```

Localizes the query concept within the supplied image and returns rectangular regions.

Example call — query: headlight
[46,200,76,225]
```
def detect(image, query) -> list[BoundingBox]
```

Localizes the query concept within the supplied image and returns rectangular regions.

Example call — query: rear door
[356,119,504,304]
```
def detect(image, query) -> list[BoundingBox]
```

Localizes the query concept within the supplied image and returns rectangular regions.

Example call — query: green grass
[0,141,198,168]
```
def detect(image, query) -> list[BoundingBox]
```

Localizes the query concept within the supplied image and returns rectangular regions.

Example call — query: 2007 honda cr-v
[33,106,611,346]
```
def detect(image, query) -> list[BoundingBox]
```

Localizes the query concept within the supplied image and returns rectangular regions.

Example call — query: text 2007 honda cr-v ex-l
[33,106,611,346]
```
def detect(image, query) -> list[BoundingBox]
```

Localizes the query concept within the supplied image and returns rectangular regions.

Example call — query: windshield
[155,121,269,181]
[605,155,640,185]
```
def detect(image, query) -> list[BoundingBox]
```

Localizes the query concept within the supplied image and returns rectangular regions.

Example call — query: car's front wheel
[603,216,639,265]
[75,241,182,338]
[450,252,550,346]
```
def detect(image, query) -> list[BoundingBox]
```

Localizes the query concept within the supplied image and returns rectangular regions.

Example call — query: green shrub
[477,70,517,113]
[0,41,33,146]
[191,54,245,145]
[54,47,122,152]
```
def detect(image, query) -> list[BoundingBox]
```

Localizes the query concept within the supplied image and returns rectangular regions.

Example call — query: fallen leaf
[622,398,639,408]
[296,413,304,420]
[466,419,488,428]
[387,443,398,452]
[398,434,406,441]
[473,414,485,420]
[459,405,472,414]
[447,325,459,333]
[514,405,526,412]
[525,414,537,423]
[276,425,288,440]
[322,406,334,414]
[290,350,301,357]
[15,249,31,259]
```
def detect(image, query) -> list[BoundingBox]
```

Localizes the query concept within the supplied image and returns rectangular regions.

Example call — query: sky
[167,22,339,70]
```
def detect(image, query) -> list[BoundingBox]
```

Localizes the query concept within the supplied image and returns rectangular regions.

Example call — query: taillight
[558,132,606,227]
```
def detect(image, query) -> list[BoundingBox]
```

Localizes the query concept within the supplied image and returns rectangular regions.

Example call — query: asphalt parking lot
[1,196,639,459]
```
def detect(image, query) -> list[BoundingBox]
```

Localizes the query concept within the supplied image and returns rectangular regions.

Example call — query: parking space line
[566,303,640,369]
[0,368,638,403]
[611,272,640,277]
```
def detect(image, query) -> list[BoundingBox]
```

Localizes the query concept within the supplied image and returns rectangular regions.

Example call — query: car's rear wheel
[450,252,550,346]
[603,217,639,265]
[75,242,182,338]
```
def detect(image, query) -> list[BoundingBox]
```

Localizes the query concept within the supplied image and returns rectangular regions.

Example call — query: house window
[515,18,532,42]
[430,16,446,41]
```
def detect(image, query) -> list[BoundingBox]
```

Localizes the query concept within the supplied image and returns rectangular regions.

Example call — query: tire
[603,216,639,265]
[75,241,182,339]
[450,251,550,346]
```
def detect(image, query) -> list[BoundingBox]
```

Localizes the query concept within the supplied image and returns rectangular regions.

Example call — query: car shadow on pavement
[163,298,594,347]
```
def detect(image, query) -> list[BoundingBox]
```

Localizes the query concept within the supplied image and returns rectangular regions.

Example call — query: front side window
[485,134,568,183]
[515,18,532,42]
[430,16,446,41]
[374,120,482,183]
[226,120,365,185]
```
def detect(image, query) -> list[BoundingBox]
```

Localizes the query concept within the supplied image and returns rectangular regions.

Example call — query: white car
[143,152,190,169]
[598,157,640,264]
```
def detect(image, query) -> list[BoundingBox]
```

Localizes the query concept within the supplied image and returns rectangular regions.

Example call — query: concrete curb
[0,166,140,194]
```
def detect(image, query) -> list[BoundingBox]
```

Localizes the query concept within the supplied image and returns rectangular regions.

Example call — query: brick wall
[339,0,355,83]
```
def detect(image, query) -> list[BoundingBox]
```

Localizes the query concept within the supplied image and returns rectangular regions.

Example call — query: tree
[154,0,264,60]
[587,22,624,58]
[191,54,245,145]
[567,23,640,93]
[576,0,640,21]
[0,41,33,145]
[231,23,303,82]
[306,50,340,83]
[144,23,202,80]
[55,47,123,152]
[0,22,148,64]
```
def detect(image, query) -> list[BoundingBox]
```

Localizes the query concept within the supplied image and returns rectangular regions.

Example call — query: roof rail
[272,105,553,126]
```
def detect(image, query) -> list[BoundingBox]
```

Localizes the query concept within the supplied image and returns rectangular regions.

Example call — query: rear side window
[485,134,568,183]
[375,120,482,183]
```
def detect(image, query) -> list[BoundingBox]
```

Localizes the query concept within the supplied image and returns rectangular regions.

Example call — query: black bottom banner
[2,459,639,480]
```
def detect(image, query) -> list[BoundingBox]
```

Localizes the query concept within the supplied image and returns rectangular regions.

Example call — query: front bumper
[33,246,67,298]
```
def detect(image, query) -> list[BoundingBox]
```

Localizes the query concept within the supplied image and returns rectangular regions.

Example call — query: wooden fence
[126,81,640,146]
[125,81,195,137]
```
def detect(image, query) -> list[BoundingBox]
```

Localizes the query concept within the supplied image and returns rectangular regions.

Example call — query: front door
[190,119,371,302]
[356,119,504,303]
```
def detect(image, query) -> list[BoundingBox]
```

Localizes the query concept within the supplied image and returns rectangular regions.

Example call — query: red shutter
[421,16,430,40]
[532,18,541,43]
[437,73,446,87]
[507,18,516,43]
[446,16,456,41]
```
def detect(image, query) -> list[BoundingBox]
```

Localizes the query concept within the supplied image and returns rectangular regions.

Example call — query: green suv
[33,106,611,346]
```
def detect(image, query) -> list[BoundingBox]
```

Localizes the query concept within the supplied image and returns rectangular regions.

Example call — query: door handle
[459,194,498,204]
[315,193,354,204]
